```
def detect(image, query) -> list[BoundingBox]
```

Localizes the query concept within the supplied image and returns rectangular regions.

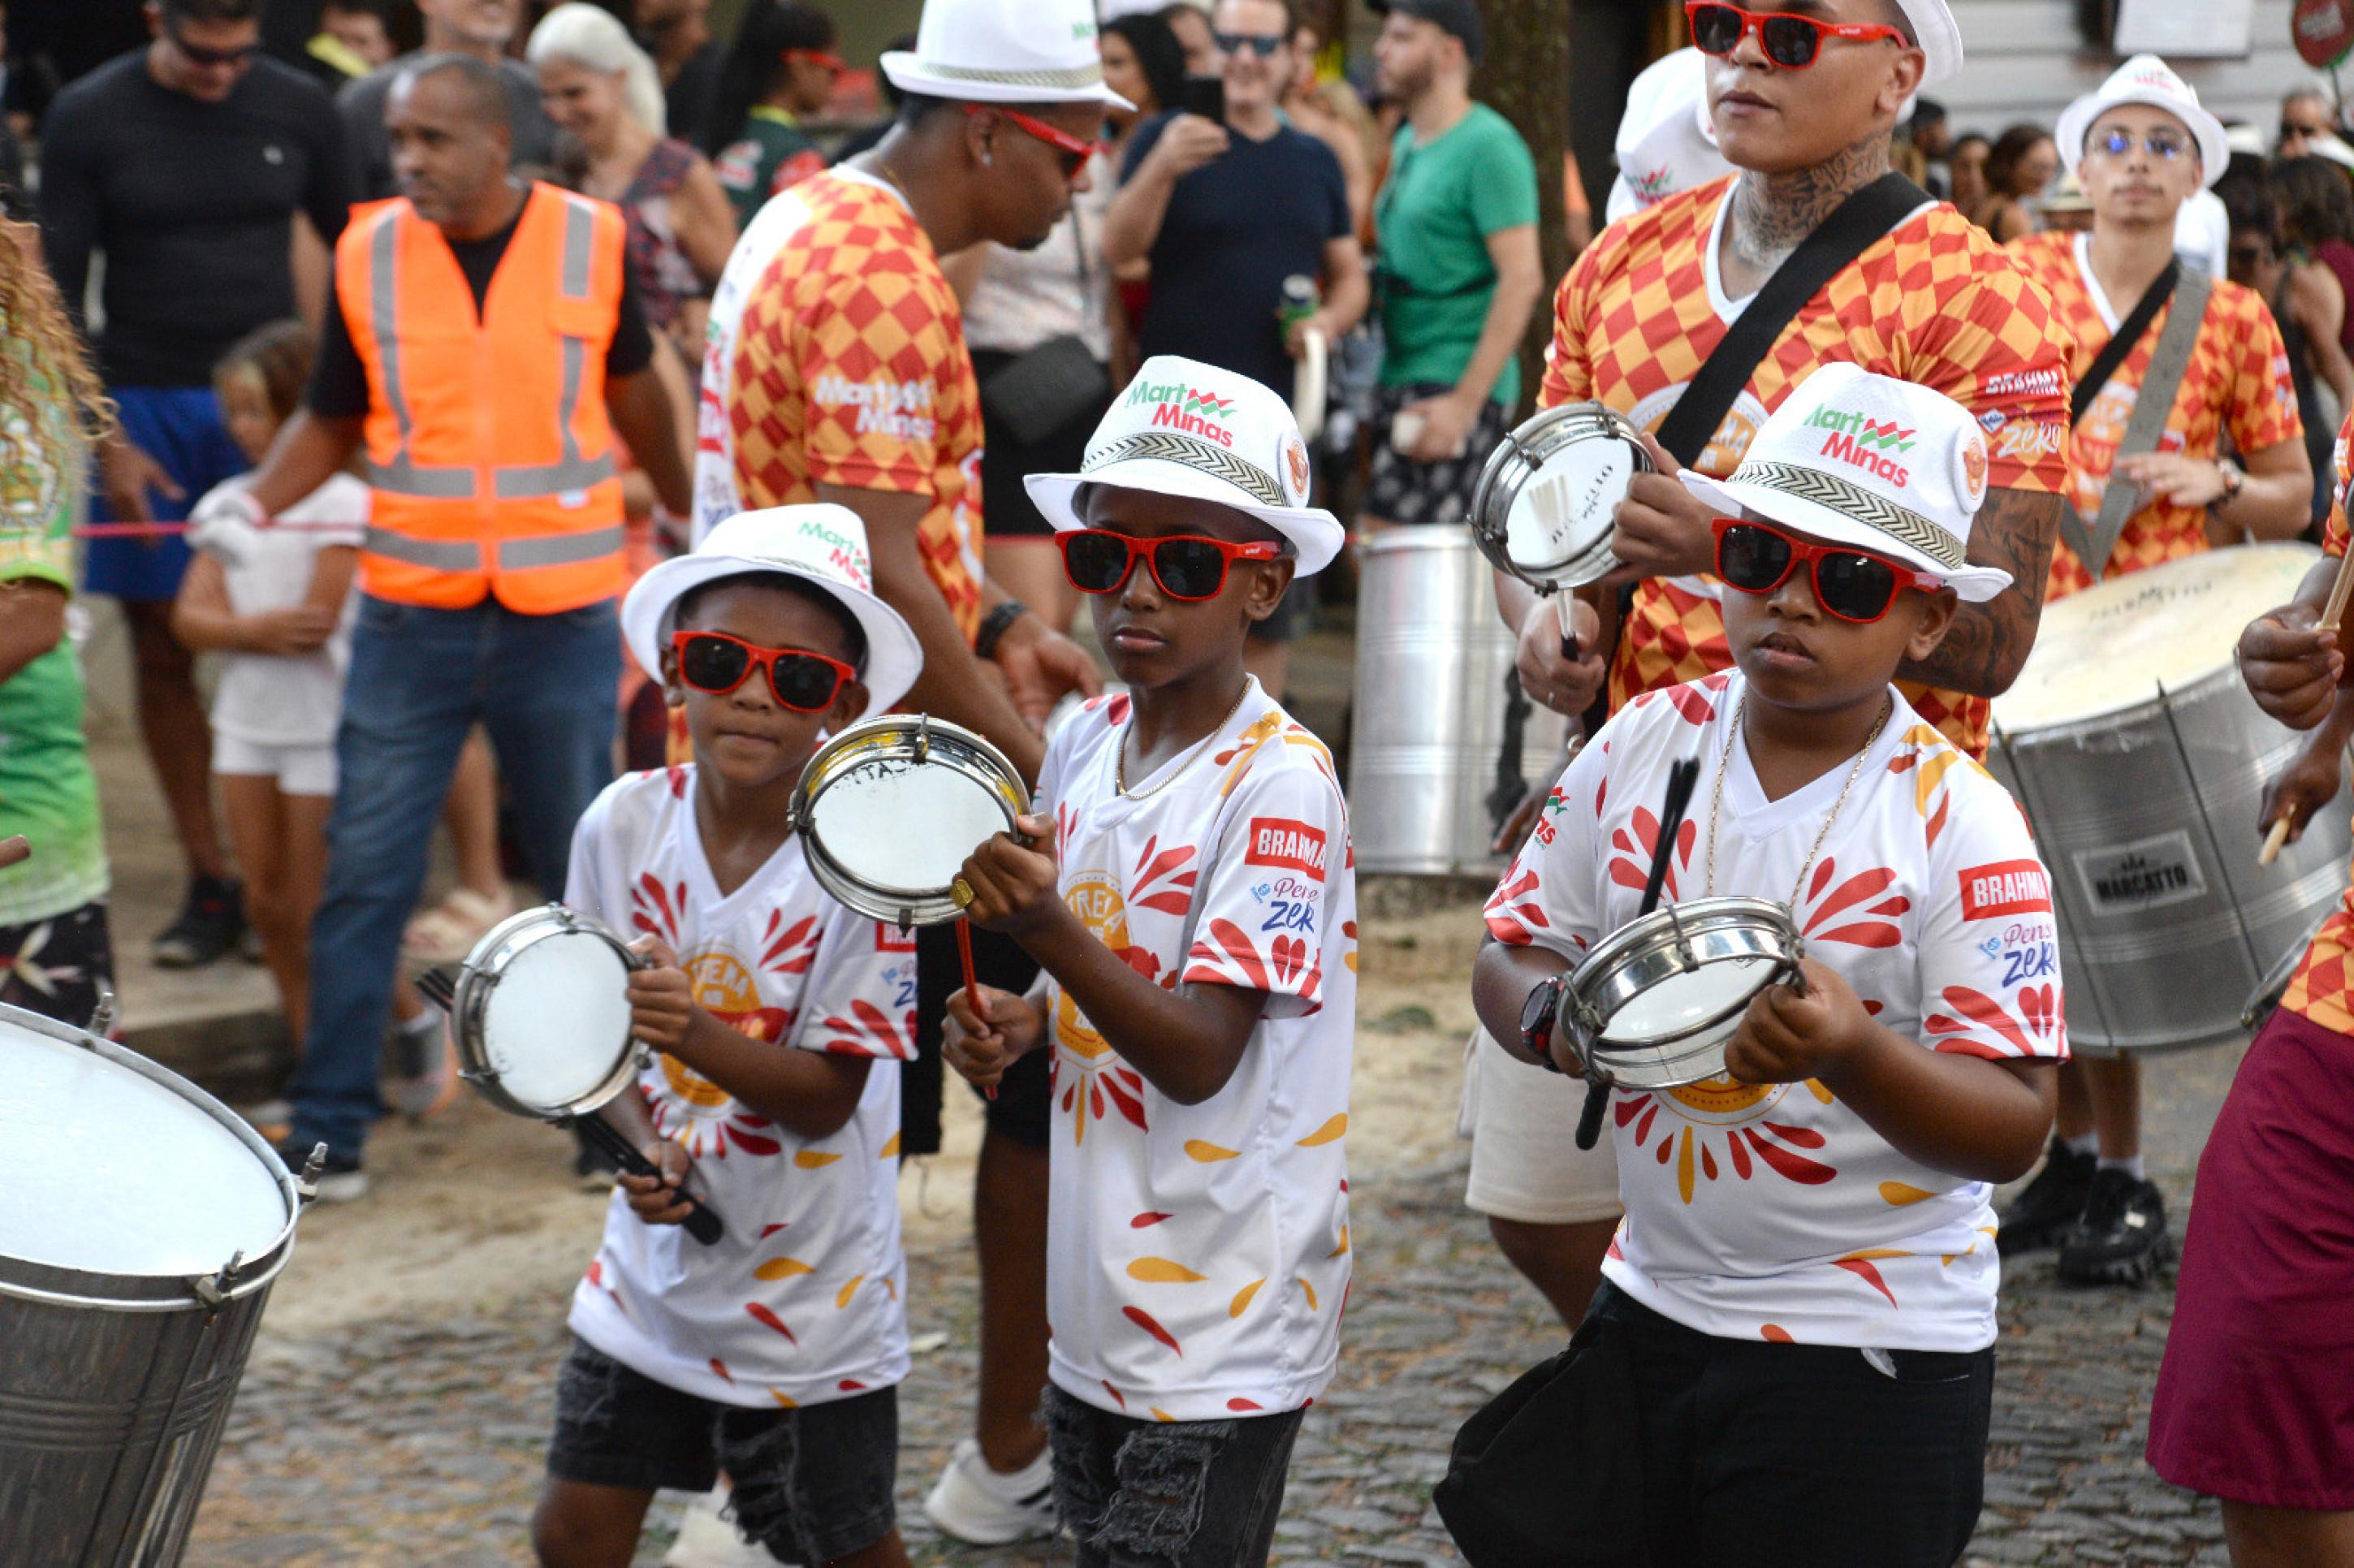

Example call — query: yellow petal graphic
[879,1132,901,1158]
[1128,1257,1209,1283]
[768,1391,798,1409]
[836,1274,865,1309]
[1326,1225,1350,1259]
[1805,1078,1834,1104]
[1838,1249,1911,1262]
[1878,1181,1936,1207]
[1344,949,1358,973]
[1677,1127,1695,1206]
[1229,1278,1263,1317]
[794,1151,844,1168]
[754,1257,813,1281]
[1184,1139,1239,1162]
[1298,1276,1319,1311]
[1296,1113,1348,1147]
[1151,1407,1178,1423]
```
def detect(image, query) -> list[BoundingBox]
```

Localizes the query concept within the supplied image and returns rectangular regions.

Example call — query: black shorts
[1043,1384,1307,1566]
[1363,381,1511,527]
[547,1337,898,1561]
[904,919,1052,1154]
[973,348,1112,540]
[0,899,114,1031]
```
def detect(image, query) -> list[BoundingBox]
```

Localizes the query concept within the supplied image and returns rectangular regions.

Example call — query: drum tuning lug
[190,1249,247,1311]
[914,714,932,763]
[87,978,118,1039]
[295,1143,327,1203]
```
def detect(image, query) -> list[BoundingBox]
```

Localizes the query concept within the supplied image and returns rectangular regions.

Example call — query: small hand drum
[1466,402,1653,596]
[792,714,1030,928]
[1560,897,1805,1090]
[428,905,724,1243]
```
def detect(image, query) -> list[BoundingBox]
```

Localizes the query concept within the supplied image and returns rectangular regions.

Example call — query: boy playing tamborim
[533,505,925,1568]
[943,357,1355,1567]
[1471,364,2065,1566]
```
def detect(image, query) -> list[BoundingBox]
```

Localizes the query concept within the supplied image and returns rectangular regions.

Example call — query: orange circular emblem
[1959,431,1989,507]
[1281,432,1311,504]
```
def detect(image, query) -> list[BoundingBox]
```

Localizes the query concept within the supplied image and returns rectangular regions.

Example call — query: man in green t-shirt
[0,405,112,1030]
[1365,0,1542,528]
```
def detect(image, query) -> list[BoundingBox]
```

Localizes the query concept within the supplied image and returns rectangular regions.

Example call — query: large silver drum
[0,1003,303,1565]
[1988,543,2352,1053]
[1351,530,1569,875]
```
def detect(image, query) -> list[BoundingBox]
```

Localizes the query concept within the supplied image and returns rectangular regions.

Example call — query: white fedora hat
[1606,48,1734,226]
[882,0,1134,110]
[2057,54,2230,190]
[1888,0,1962,90]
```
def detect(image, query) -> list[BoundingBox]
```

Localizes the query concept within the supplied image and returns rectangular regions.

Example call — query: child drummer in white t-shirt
[1466,364,2067,1566]
[533,505,925,1568]
[943,357,1355,1567]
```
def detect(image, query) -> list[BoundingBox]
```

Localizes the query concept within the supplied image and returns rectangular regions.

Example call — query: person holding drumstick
[532,505,925,1568]
[1993,58,2311,1289]
[1470,369,2062,1563]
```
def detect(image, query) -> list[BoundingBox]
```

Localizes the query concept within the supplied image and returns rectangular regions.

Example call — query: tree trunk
[1475,0,1574,417]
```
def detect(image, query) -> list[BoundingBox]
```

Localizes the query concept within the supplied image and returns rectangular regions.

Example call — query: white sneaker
[663,1485,774,1567]
[922,1437,1056,1545]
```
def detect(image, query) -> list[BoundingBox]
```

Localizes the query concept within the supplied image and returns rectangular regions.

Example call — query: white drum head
[1605,955,1779,1043]
[482,930,635,1115]
[0,1019,286,1276]
[1504,435,1634,575]
[810,757,1013,896]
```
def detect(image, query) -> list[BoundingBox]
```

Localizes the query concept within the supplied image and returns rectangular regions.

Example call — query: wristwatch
[974,598,1030,661]
[1518,973,1570,1074]
[2214,457,2246,508]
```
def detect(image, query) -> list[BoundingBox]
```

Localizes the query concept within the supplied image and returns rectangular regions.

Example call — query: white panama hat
[1887,0,1962,90]
[1606,49,1734,226]
[2056,54,2230,191]
[882,0,1134,110]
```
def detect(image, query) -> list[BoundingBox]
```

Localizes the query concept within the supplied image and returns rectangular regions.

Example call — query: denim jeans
[1043,1384,1305,1567]
[287,595,619,1157]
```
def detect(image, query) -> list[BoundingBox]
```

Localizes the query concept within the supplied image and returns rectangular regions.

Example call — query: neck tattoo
[1728,133,1894,276]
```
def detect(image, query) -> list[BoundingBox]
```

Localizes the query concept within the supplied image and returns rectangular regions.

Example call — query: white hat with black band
[2056,54,2230,191]
[882,0,1134,110]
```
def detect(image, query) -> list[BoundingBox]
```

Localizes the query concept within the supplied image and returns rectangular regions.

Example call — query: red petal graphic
[1102,1073,1150,1130]
[1741,1127,1835,1184]
[1123,1305,1183,1356]
[1927,985,2033,1056]
[1227,1397,1264,1412]
[1761,1121,1825,1149]
[1832,1256,1897,1307]
[1130,1211,1173,1228]
[745,1302,797,1343]
[1666,684,1717,724]
[1102,1380,1127,1409]
[759,1223,788,1238]
[711,1358,733,1384]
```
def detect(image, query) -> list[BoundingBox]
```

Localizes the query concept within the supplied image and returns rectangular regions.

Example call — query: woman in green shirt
[702,1,840,228]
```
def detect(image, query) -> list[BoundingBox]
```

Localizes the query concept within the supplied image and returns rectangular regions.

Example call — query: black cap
[1369,0,1484,66]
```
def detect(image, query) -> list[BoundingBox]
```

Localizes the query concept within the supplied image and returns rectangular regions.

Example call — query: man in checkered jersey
[1475,0,2074,1339]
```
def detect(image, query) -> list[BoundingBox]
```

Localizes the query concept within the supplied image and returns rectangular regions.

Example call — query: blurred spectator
[301,0,394,85]
[0,222,117,1029]
[2039,170,2094,234]
[1949,129,1990,216]
[41,0,355,972]
[529,3,736,353]
[1907,96,1952,199]
[1101,11,1185,155]
[1603,46,1730,227]
[1974,123,2058,241]
[2278,85,2339,159]
[341,0,559,198]
[1160,1,1220,76]
[831,32,914,162]
[1286,15,1376,238]
[2271,156,2354,397]
[1104,0,1369,695]
[1362,0,1540,529]
[702,0,838,227]
[2222,175,2349,529]
[632,0,723,149]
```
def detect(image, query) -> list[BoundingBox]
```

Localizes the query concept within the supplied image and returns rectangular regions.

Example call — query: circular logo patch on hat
[1957,429,1989,509]
[1280,430,1311,506]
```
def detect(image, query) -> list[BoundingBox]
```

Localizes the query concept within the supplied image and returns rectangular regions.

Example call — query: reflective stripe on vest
[362,523,626,571]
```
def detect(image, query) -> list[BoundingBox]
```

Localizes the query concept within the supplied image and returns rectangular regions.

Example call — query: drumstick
[577,1114,726,1245]
[0,835,28,872]
[1576,757,1701,1151]
[1553,590,1579,660]
[2322,546,2354,633]
[956,918,998,1102]
[2259,815,2293,866]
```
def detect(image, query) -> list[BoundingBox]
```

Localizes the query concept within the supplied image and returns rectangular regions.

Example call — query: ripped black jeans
[1043,1384,1306,1566]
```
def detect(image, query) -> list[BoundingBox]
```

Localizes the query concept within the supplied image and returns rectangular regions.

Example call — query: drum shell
[1988,669,2354,1053]
[0,1006,297,1567]
[1349,530,1569,875]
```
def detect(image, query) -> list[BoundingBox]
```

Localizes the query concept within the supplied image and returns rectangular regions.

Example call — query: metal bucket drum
[1350,530,1569,875]
[1987,542,2351,1053]
[0,1003,303,1565]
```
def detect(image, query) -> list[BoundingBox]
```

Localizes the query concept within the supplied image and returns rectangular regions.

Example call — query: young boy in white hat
[530,505,926,1568]
[939,356,1354,1566]
[1468,364,2065,1565]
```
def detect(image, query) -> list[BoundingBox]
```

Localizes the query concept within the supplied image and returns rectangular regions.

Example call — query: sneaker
[274,1140,367,1203]
[383,1009,457,1121]
[1996,1138,2095,1255]
[922,1437,1056,1545]
[663,1485,774,1567]
[2058,1168,2173,1285]
[152,875,246,970]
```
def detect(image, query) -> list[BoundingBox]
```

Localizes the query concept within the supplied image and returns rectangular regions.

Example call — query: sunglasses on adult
[1711,518,1943,624]
[1212,30,1288,57]
[962,104,1097,178]
[2087,127,2190,161]
[783,48,849,77]
[671,631,857,712]
[1684,2,1906,69]
[1059,529,1283,601]
[168,25,260,67]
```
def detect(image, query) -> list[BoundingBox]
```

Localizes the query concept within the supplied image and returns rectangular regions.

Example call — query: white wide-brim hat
[882,0,1134,110]
[1606,48,1734,226]
[622,505,923,715]
[2057,54,2229,190]
[1888,0,1962,89]
[1678,363,2011,603]
[1026,356,1345,575]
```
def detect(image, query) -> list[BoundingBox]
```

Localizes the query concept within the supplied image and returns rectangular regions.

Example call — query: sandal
[401,886,517,965]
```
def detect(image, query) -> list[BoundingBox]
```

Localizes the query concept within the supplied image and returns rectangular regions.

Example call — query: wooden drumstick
[1554,590,1579,659]
[2259,815,2293,867]
[955,918,997,1103]
[0,835,28,871]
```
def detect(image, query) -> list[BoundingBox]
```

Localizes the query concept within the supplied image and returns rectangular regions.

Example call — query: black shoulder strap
[1655,171,1933,467]
[2068,258,2181,426]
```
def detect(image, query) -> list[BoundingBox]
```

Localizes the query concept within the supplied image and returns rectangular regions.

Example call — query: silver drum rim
[450,905,641,1122]
[1566,897,1803,1089]
[792,714,1026,928]
[1466,400,1651,592]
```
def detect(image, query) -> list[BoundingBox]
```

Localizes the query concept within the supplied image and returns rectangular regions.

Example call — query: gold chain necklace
[1117,680,1254,801]
[1704,692,1893,905]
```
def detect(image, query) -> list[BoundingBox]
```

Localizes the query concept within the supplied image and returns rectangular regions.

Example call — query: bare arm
[1897,485,2058,697]
[2294,263,2354,413]
[1472,937,1574,1067]
[672,157,740,287]
[1101,156,1178,270]
[1316,234,1371,339]
[663,1007,873,1138]
[1449,223,1544,410]
[242,412,366,518]
[0,579,65,685]
[607,366,692,516]
[2227,438,2318,541]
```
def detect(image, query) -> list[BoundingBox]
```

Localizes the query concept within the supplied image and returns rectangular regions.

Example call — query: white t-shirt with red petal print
[562,765,918,1409]
[1037,680,1357,1423]
[1488,670,2068,1353]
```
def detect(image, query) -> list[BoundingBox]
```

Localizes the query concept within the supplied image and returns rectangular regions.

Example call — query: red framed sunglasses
[670,631,857,712]
[1711,517,1944,625]
[963,104,1098,178]
[781,48,849,76]
[1684,2,1907,68]
[1058,529,1283,601]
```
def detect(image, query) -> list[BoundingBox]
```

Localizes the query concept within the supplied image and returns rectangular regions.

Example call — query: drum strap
[2058,264,2213,582]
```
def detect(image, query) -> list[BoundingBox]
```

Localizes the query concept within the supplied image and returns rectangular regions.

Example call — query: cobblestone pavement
[190,1148,2229,1567]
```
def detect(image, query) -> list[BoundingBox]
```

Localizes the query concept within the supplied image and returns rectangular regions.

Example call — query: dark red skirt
[2147,1007,2354,1509]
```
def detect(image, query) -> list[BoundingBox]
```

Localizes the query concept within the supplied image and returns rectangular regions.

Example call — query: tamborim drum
[1466,401,1652,593]
[792,714,1030,927]
[1560,897,1804,1089]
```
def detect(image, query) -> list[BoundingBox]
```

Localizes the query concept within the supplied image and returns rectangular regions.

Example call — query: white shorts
[214,735,338,797]
[1461,1026,1623,1226]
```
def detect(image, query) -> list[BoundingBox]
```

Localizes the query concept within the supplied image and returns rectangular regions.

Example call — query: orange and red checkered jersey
[1540,175,2075,759]
[2009,231,2304,602]
[2283,409,2354,1032]
[696,167,985,641]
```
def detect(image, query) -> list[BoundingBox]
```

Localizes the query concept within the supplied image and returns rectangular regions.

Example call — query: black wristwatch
[1518,973,1569,1073]
[975,598,1030,661]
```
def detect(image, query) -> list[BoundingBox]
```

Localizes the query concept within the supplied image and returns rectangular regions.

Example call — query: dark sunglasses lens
[1151,539,1230,599]
[1689,3,1743,54]
[1063,532,1134,593]
[1717,525,1791,590]
[1813,552,1900,620]
[1759,15,1821,65]
[768,653,842,711]
[680,634,750,692]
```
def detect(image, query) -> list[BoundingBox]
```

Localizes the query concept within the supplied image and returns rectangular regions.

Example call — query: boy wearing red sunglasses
[939,358,1355,1566]
[1470,365,2064,1564]
[533,504,931,1568]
